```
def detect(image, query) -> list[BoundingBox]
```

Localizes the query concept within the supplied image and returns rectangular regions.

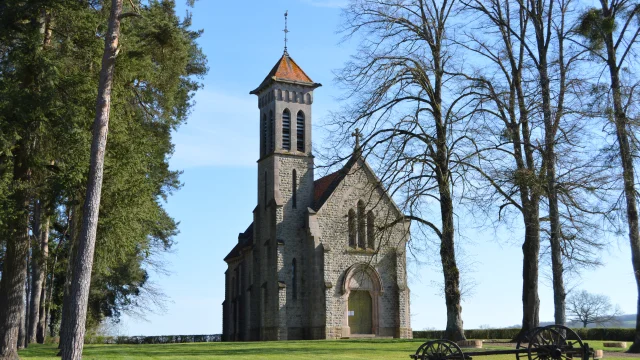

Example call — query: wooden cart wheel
[515,327,543,360]
[527,325,584,360]
[415,341,434,359]
[420,339,464,360]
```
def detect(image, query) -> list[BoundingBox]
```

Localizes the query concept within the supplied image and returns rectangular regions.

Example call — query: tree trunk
[435,99,465,341]
[541,59,566,328]
[28,202,48,343]
[61,1,123,359]
[530,0,566,328]
[59,205,79,350]
[518,210,541,339]
[600,15,640,353]
[0,142,31,360]
[18,271,27,350]
[36,286,46,344]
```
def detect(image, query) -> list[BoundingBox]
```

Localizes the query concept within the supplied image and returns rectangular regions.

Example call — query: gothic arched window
[357,200,366,249]
[291,258,297,300]
[348,209,356,248]
[296,111,305,152]
[269,110,274,152]
[367,211,375,249]
[292,170,297,209]
[282,109,291,150]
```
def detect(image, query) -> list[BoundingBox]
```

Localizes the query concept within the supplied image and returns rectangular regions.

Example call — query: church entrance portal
[348,290,373,334]
[342,263,383,337]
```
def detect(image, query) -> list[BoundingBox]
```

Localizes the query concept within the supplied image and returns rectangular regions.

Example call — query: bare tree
[61,1,124,358]
[459,0,545,338]
[576,0,640,352]
[567,290,623,328]
[335,0,470,340]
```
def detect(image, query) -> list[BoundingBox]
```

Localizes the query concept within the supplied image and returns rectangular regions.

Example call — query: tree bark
[61,1,123,359]
[599,3,640,351]
[28,201,48,344]
[0,141,31,360]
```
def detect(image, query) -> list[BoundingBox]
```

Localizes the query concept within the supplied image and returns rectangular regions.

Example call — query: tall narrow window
[262,114,267,156]
[282,109,291,150]
[348,209,356,248]
[269,110,274,152]
[357,200,366,249]
[264,171,268,210]
[292,170,297,209]
[367,211,375,249]
[291,258,297,300]
[297,111,305,152]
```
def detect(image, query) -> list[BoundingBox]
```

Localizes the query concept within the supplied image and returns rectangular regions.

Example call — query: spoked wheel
[516,327,543,360]
[527,325,585,360]
[414,341,433,359]
[420,340,464,360]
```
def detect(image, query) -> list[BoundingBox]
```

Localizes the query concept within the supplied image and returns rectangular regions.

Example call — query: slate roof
[223,223,254,262]
[312,155,359,211]
[250,53,321,95]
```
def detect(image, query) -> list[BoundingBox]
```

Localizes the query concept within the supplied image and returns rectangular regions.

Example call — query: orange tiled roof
[250,53,320,94]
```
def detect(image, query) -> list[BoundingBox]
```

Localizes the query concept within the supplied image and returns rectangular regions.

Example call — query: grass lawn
[17,339,638,360]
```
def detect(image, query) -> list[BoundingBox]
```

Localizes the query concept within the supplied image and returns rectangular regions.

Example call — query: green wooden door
[348,290,373,334]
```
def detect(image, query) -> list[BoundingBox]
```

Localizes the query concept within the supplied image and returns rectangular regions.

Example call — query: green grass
[17,339,639,360]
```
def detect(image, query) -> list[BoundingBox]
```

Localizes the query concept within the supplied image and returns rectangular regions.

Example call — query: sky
[118,0,637,336]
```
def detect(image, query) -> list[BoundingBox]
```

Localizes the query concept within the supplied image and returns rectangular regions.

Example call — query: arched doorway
[342,263,383,336]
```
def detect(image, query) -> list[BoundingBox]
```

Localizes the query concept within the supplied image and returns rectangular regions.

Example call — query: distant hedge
[412,328,635,342]
[84,334,222,344]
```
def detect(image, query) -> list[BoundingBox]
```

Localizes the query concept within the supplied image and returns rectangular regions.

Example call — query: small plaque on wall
[348,311,354,316]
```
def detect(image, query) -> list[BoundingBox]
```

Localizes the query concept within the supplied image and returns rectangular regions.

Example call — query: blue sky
[118,0,637,335]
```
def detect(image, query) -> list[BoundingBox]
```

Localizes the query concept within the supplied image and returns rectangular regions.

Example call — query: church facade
[222,51,412,341]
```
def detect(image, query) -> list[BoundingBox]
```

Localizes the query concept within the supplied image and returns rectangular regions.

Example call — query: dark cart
[410,325,594,360]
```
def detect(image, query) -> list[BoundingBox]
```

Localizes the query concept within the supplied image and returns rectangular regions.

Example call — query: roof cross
[351,128,362,152]
[283,11,289,55]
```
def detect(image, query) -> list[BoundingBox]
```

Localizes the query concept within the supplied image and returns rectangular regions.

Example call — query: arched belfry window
[348,209,356,248]
[262,114,267,156]
[296,111,305,152]
[269,110,274,152]
[291,258,297,300]
[282,109,291,150]
[292,170,297,209]
[367,211,375,249]
[357,201,366,248]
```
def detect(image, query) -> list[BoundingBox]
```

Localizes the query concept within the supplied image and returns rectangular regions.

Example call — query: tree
[567,290,623,328]
[577,0,640,353]
[60,0,126,358]
[336,0,468,340]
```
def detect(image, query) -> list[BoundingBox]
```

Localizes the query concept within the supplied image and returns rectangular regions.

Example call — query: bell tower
[251,52,321,213]
[250,47,321,340]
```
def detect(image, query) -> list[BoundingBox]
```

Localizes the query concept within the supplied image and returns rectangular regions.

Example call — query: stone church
[221,50,412,341]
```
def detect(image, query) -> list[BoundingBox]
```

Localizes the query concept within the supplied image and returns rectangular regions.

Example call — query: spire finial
[351,128,362,152]
[283,11,289,55]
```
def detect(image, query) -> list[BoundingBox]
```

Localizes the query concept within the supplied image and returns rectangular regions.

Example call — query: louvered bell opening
[297,111,305,152]
[282,110,291,150]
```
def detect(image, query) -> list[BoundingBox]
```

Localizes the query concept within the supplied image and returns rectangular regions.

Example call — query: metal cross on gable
[283,11,289,55]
